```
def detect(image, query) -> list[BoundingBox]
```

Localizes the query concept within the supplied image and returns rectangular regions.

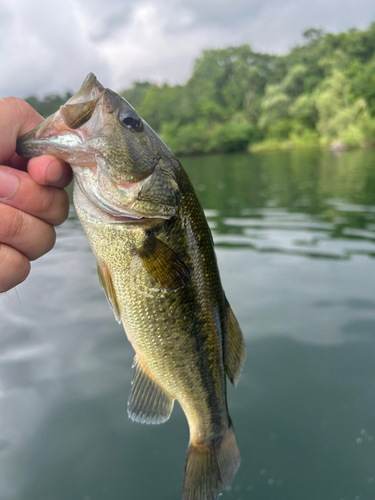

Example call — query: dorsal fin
[97,261,121,323]
[225,298,245,386]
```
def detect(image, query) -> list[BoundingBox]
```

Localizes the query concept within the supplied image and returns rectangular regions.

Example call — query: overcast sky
[1,0,374,99]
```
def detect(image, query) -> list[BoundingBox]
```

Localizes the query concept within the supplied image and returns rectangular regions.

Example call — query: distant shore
[249,139,375,153]
[26,23,375,158]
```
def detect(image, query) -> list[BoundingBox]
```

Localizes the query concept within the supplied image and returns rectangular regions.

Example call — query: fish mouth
[16,73,107,160]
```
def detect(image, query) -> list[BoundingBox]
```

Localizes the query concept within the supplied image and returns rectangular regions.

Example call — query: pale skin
[0,97,72,293]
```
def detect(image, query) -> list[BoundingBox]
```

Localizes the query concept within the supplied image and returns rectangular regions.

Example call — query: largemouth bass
[17,73,245,500]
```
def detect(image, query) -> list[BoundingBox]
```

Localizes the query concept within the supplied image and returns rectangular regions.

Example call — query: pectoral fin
[128,357,174,424]
[225,299,245,386]
[97,261,121,323]
[136,234,191,289]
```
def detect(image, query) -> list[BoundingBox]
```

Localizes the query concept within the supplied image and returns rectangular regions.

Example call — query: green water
[1,149,375,500]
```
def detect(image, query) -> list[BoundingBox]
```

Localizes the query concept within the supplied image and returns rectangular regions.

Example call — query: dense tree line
[26,23,375,155]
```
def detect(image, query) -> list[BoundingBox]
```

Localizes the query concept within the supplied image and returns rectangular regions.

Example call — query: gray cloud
[1,0,374,99]
[80,0,139,41]
[178,0,266,29]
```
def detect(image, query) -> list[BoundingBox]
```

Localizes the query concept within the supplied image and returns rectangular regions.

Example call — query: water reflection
[1,149,375,500]
[230,335,375,500]
[182,149,375,260]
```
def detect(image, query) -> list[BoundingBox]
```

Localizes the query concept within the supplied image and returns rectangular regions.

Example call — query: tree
[315,70,375,147]
[24,22,375,155]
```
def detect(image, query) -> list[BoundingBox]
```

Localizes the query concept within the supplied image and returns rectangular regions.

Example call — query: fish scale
[17,72,245,500]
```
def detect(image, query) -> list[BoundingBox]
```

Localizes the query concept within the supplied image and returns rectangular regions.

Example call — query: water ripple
[210,204,375,260]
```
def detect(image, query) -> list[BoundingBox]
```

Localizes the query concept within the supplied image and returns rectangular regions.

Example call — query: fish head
[17,73,180,223]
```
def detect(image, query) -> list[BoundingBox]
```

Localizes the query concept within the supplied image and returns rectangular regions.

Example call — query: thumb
[0,97,43,165]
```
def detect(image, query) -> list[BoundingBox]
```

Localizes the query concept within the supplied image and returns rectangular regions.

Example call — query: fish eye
[118,109,143,131]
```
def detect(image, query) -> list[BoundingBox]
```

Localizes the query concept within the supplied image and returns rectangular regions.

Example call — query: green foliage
[161,116,257,155]
[349,57,375,116]
[290,94,317,126]
[121,82,153,110]
[315,70,375,147]
[259,85,291,130]
[24,22,375,154]
[161,121,208,156]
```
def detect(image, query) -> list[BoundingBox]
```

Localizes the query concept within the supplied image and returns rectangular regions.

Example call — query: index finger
[0,97,43,165]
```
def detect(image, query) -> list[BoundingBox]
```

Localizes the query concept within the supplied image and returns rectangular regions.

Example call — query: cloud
[1,0,374,99]
[0,0,110,97]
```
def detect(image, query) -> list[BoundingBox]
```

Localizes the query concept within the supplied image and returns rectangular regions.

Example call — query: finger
[0,166,69,226]
[0,243,30,293]
[0,97,43,164]
[0,204,56,261]
[27,155,73,188]
[7,153,29,171]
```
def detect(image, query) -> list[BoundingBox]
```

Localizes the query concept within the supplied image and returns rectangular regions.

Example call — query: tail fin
[182,422,240,500]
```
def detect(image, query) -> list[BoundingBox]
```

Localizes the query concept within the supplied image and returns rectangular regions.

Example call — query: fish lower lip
[106,211,168,224]
[110,214,150,223]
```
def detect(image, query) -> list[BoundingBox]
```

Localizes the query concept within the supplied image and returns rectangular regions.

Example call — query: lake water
[1,149,375,500]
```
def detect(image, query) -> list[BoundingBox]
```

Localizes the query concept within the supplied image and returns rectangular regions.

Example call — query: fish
[16,73,245,500]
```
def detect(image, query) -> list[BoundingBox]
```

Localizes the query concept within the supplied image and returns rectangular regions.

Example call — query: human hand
[0,97,72,293]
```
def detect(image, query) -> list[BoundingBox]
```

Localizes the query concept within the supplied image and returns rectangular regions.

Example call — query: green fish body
[17,73,245,500]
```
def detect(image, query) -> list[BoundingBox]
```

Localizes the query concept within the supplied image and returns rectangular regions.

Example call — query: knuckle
[57,190,70,224]
[0,97,30,121]
[0,244,30,292]
[37,187,69,226]
[6,209,27,239]
[39,187,56,215]
[0,96,21,108]
[53,189,70,225]
[1,97,37,121]
[15,254,31,284]
[31,226,56,261]
[46,227,56,252]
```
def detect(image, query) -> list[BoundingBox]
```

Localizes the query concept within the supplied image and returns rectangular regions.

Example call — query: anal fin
[97,261,121,323]
[225,298,245,386]
[128,356,174,424]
